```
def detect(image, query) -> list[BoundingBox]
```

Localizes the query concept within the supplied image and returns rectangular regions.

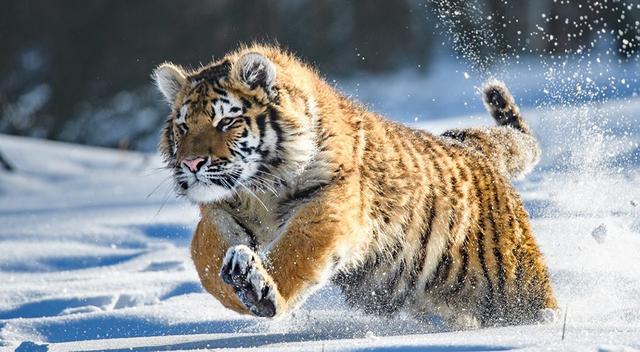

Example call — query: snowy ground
[1,84,640,350]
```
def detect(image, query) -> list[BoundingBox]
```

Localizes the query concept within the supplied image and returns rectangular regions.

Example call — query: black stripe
[268,107,283,147]
[438,250,454,284]
[490,172,506,307]
[471,170,495,318]
[210,100,218,119]
[385,239,403,268]
[257,164,287,187]
[212,87,227,96]
[476,224,494,314]
[406,196,437,291]
[229,145,244,159]
[333,253,379,299]
[190,60,231,83]
[512,213,527,308]
[194,83,206,95]
[448,232,470,294]
[418,179,452,293]
[415,156,445,285]
[384,184,416,261]
[290,183,325,202]
[163,116,175,159]
[400,136,420,169]
[448,208,458,232]
[276,182,329,219]
[384,190,418,299]
[424,242,452,292]
[209,177,225,187]
[381,261,408,314]
[402,139,437,291]
[514,247,525,308]
[491,242,506,306]
[450,169,461,202]
[502,191,521,315]
[386,259,406,295]
[239,145,252,155]
[241,98,253,109]
[256,114,267,140]
[432,163,444,197]
[442,129,468,142]
[233,217,258,250]
[269,157,284,167]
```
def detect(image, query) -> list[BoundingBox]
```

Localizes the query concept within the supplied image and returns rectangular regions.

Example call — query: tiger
[152,44,557,329]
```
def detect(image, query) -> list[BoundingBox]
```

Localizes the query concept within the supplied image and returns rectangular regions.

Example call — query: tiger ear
[235,53,276,97]
[152,63,186,104]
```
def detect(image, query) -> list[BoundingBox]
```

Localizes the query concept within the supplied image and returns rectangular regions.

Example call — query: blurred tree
[351,0,414,72]
[0,150,13,172]
[0,0,434,148]
[0,0,636,149]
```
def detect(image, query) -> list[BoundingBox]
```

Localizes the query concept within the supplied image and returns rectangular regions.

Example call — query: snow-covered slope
[1,95,639,351]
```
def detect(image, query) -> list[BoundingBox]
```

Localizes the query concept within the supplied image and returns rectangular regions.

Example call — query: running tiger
[152,44,557,329]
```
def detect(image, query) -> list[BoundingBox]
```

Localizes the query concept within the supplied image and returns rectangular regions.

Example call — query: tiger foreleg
[191,219,251,315]
[221,181,361,317]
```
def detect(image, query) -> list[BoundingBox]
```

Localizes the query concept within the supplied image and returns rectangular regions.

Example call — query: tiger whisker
[146,174,173,199]
[256,169,285,182]
[247,176,279,196]
[154,182,176,217]
[219,177,241,200]
[143,167,173,177]
[237,180,269,211]
[224,169,279,196]
[223,168,280,196]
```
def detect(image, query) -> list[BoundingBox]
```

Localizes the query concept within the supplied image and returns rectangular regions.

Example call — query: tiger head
[152,47,317,203]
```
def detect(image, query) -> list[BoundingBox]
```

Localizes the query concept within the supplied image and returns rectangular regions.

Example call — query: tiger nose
[181,156,207,173]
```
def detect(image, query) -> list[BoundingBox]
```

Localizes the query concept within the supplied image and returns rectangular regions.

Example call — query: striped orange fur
[153,44,557,329]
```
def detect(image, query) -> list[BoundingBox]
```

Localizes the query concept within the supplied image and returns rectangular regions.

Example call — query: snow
[1,80,640,350]
[3,0,640,348]
[3,11,640,344]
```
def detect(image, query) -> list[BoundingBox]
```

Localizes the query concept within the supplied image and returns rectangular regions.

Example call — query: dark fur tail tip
[482,80,513,111]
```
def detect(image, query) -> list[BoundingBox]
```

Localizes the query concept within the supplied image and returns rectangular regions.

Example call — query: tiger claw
[220,245,278,317]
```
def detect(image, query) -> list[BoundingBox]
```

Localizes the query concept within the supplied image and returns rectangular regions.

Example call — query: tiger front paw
[220,245,279,318]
